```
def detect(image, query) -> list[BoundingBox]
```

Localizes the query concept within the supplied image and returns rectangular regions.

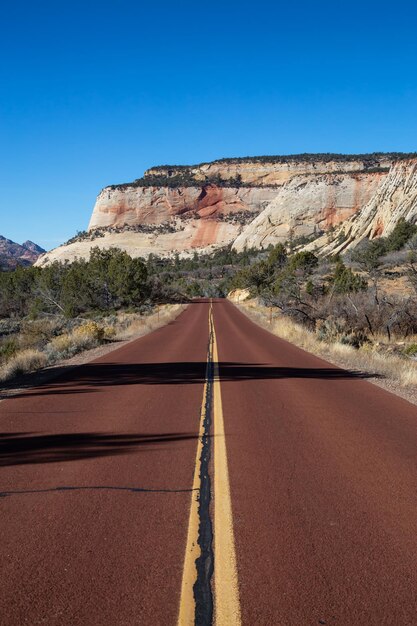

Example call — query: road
[0,299,416,625]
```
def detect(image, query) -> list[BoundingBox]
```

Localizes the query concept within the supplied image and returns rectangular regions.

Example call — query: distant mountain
[0,236,46,269]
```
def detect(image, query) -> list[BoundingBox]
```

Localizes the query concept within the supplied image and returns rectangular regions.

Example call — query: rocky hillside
[231,171,385,251]
[35,153,417,265]
[0,236,45,269]
[305,158,417,255]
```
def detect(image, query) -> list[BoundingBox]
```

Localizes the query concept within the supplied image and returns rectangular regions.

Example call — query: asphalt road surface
[0,299,416,625]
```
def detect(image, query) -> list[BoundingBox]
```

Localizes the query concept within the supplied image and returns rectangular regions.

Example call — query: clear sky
[1,0,416,250]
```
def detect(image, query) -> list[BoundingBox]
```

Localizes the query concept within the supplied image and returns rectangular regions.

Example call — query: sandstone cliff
[145,153,394,185]
[232,171,384,251]
[35,153,417,266]
[89,184,277,229]
[305,158,417,256]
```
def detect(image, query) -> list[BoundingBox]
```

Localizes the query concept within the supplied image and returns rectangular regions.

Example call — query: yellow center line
[177,306,212,625]
[212,320,241,626]
[177,302,241,625]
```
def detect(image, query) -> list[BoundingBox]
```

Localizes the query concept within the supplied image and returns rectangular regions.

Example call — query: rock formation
[306,158,417,255]
[89,184,277,229]
[232,171,385,251]
[0,237,45,269]
[35,153,417,266]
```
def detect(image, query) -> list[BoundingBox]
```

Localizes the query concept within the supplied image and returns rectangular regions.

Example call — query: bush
[19,318,64,348]
[339,330,369,349]
[103,325,117,339]
[0,337,18,363]
[267,243,287,268]
[289,251,318,273]
[352,220,417,271]
[0,349,47,381]
[47,322,105,360]
[352,239,386,271]
[331,261,367,293]
[73,321,105,342]
[316,317,347,343]
[385,219,417,252]
[404,343,417,356]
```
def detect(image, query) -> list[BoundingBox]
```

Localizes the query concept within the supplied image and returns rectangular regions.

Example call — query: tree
[385,218,417,252]
[267,243,287,268]
[331,260,367,294]
[289,251,318,274]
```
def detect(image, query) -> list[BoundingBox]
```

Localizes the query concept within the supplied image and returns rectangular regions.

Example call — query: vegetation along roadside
[1,218,417,394]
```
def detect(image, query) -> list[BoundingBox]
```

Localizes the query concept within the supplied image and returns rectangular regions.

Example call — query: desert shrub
[73,321,105,342]
[385,219,417,252]
[352,239,386,271]
[380,250,409,267]
[239,300,417,388]
[339,330,369,349]
[0,337,18,363]
[305,279,314,295]
[0,349,47,381]
[352,220,417,273]
[19,318,64,348]
[47,322,105,360]
[331,261,367,293]
[288,251,318,273]
[404,343,417,356]
[103,325,117,339]
[0,319,21,336]
[316,317,347,343]
[49,334,74,356]
[267,243,287,268]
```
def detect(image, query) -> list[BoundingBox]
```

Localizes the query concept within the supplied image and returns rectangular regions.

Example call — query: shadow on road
[0,431,198,467]
[3,361,380,401]
[0,362,379,467]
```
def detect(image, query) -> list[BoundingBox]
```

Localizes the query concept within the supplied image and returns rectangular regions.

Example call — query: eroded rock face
[307,159,417,255]
[145,154,394,185]
[36,154,417,266]
[88,185,277,230]
[36,220,242,266]
[232,172,384,251]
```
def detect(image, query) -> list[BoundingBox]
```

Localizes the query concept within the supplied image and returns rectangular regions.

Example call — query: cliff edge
[36,153,417,265]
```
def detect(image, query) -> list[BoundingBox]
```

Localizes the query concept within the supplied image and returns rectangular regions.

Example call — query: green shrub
[385,219,417,252]
[404,343,417,356]
[339,330,369,349]
[289,251,318,273]
[0,337,18,363]
[331,261,367,293]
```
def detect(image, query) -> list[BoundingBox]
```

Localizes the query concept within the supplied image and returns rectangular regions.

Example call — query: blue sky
[1,0,416,250]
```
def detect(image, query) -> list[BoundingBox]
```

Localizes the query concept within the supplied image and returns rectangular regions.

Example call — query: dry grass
[0,304,186,384]
[113,305,185,341]
[237,299,417,389]
[46,321,104,361]
[0,349,47,382]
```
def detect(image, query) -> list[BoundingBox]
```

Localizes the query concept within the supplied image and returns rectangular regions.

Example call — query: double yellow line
[177,303,241,625]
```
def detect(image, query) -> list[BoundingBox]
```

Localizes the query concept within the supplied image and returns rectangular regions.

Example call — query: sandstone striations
[144,153,394,185]
[88,184,277,229]
[306,158,417,255]
[36,153,417,266]
[232,171,385,252]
